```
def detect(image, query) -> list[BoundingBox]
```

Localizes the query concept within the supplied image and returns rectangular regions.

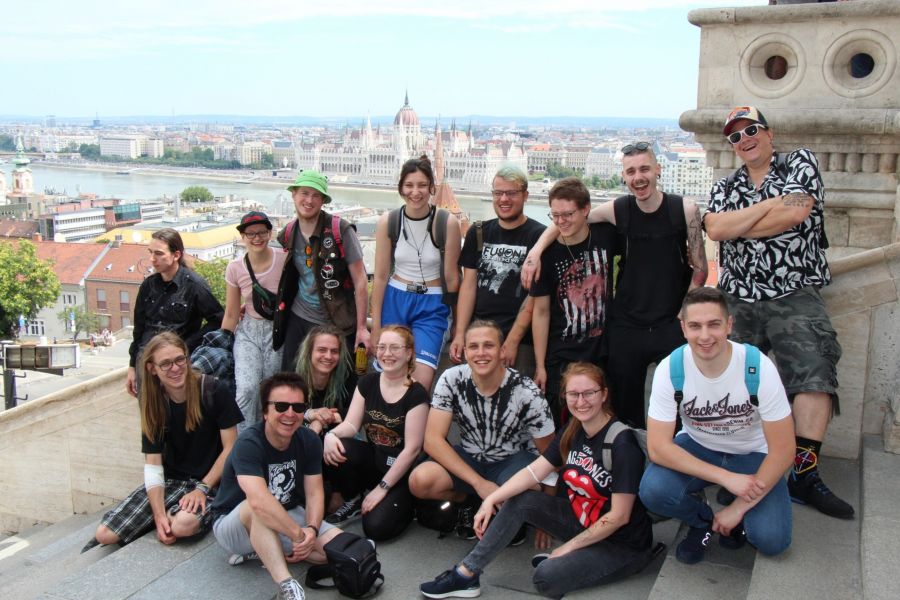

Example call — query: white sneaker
[277,578,306,600]
[227,551,259,565]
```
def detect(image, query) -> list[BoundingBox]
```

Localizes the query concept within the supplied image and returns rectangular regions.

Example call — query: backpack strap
[666,193,687,232]
[474,220,484,255]
[613,196,631,235]
[387,208,402,272]
[743,343,761,407]
[669,344,687,407]
[305,564,336,590]
[199,374,216,412]
[331,214,345,258]
[601,421,630,472]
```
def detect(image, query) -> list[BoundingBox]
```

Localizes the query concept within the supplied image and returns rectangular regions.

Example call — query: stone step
[745,456,861,600]
[860,434,900,600]
[0,510,118,600]
[34,514,678,600]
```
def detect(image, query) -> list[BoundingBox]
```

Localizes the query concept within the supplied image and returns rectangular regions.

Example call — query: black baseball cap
[236,211,273,233]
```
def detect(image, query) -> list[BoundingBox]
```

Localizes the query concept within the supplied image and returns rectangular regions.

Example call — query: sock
[456,566,475,580]
[794,436,822,477]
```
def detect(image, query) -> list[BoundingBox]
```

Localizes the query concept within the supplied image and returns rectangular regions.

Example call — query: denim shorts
[445,444,537,496]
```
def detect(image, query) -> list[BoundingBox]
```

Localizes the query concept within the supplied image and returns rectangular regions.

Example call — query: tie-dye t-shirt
[431,364,555,463]
[543,420,652,551]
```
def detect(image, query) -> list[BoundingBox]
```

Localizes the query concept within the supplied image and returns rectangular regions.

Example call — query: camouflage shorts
[725,287,841,411]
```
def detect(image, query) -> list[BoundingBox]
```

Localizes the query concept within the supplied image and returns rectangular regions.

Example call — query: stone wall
[680,0,900,255]
[0,367,142,533]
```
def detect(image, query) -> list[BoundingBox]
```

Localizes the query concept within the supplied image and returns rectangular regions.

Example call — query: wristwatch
[378,480,391,490]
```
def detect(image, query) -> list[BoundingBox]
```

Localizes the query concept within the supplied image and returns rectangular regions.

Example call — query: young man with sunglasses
[523,143,707,428]
[210,372,346,600]
[703,106,852,520]
[450,165,546,374]
[273,170,371,372]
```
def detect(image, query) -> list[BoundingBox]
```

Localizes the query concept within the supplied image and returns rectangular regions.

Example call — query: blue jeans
[461,491,650,599]
[639,434,791,556]
[447,445,536,495]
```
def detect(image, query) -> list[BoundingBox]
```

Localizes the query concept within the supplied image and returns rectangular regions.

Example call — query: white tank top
[393,209,442,282]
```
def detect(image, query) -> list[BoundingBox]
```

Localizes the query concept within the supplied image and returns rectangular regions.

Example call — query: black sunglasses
[621,141,651,155]
[270,401,307,414]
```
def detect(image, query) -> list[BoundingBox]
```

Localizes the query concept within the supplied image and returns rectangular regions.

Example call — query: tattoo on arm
[686,203,708,286]
[782,193,813,208]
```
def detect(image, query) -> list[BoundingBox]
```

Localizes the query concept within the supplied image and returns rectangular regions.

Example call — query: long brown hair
[295,324,352,408]
[151,228,193,269]
[558,362,613,460]
[139,332,203,443]
[379,324,416,385]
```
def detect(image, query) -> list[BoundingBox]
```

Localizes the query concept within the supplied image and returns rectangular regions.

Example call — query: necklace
[560,228,591,278]
[401,206,433,285]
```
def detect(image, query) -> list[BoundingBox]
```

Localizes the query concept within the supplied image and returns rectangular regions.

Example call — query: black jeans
[461,491,649,599]
[325,437,414,541]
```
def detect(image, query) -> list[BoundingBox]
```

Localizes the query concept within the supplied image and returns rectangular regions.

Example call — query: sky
[1,0,766,121]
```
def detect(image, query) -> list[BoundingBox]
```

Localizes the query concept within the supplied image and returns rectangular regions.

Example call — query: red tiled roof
[86,243,153,283]
[31,241,110,286]
[0,219,39,238]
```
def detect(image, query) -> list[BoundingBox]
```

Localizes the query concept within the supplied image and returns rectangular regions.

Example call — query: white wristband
[144,463,164,491]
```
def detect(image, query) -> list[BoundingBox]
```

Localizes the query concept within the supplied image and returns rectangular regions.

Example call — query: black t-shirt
[211,422,323,518]
[141,375,243,482]
[308,372,358,419]
[530,223,619,362]
[357,373,429,471]
[544,420,652,551]
[459,218,546,337]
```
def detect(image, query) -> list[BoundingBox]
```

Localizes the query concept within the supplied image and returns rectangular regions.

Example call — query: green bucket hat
[287,170,332,204]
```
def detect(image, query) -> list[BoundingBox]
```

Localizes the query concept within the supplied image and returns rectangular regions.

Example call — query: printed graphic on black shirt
[477,242,528,296]
[562,442,611,528]
[268,460,297,504]
[554,246,610,341]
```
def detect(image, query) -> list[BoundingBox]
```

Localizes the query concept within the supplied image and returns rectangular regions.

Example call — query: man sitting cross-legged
[210,372,345,600]
[408,320,555,540]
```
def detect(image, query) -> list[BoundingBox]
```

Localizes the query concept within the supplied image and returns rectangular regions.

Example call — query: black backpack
[306,532,384,598]
[414,499,459,537]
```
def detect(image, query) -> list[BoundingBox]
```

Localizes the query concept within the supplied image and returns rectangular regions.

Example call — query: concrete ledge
[0,366,141,532]
[861,435,900,599]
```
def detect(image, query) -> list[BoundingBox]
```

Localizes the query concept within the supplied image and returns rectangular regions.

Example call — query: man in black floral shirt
[703,106,853,520]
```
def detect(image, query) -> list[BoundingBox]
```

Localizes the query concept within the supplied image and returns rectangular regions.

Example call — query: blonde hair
[139,332,203,443]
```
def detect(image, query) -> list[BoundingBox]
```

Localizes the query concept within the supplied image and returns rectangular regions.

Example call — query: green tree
[79,143,100,160]
[193,258,228,306]
[180,185,214,203]
[57,304,101,342]
[0,241,62,337]
[0,134,15,151]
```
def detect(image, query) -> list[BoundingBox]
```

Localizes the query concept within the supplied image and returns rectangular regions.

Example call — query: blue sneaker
[420,567,481,598]
[676,524,712,564]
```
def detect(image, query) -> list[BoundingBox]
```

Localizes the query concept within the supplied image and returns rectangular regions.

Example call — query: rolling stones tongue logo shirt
[542,420,653,551]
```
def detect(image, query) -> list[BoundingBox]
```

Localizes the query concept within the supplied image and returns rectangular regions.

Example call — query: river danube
[2,163,551,225]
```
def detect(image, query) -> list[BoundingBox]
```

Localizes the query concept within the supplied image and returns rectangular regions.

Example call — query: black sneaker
[420,567,481,599]
[326,495,362,525]
[508,525,527,547]
[227,551,259,565]
[675,524,712,564]
[531,553,550,568]
[718,523,746,550]
[788,471,855,520]
[455,504,477,540]
[716,486,736,506]
[80,537,101,554]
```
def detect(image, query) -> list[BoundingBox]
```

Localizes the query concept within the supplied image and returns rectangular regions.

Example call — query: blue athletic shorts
[381,280,450,369]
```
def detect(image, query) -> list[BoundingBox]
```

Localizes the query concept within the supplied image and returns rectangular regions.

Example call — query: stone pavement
[3,440,897,600]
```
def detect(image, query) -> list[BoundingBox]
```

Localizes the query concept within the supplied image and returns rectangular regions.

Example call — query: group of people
[84,104,851,599]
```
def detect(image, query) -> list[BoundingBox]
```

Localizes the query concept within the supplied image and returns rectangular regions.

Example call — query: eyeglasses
[269,401,307,413]
[621,142,651,156]
[547,209,578,222]
[154,355,187,372]
[563,388,604,401]
[726,124,766,145]
[305,245,313,268]
[375,344,407,354]
[243,230,270,239]
[491,189,523,199]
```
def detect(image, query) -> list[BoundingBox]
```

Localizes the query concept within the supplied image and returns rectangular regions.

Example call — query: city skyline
[2,1,763,121]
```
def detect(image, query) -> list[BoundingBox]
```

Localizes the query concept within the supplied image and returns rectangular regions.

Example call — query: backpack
[387,206,456,305]
[722,152,829,249]
[283,213,348,256]
[600,420,648,472]
[669,342,761,408]
[305,532,384,598]
[414,499,459,537]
